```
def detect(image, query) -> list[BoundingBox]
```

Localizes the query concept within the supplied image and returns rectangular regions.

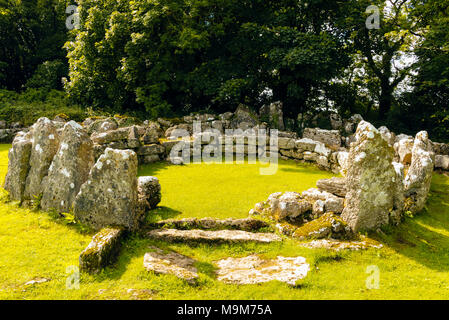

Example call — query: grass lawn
[0,143,449,299]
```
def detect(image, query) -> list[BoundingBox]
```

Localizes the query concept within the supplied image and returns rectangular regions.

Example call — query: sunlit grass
[0,144,449,299]
[138,159,335,221]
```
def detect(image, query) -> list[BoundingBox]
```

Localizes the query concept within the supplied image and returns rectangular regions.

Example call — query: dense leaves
[1,0,448,140]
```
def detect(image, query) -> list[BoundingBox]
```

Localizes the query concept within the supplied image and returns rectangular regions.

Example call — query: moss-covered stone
[79,227,125,274]
[292,212,353,240]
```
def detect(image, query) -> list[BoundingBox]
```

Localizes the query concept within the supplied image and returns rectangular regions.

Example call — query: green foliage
[65,0,351,119]
[25,60,68,90]
[0,0,69,90]
[0,89,86,126]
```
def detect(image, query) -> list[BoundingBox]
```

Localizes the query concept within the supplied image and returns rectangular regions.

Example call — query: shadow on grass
[138,161,173,177]
[372,174,449,271]
[101,236,218,282]
[143,206,183,224]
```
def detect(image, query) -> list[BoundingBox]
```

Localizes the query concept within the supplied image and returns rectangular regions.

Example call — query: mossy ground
[0,144,449,299]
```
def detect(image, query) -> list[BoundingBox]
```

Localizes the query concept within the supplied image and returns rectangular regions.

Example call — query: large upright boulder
[23,118,60,200]
[73,148,140,230]
[41,121,95,212]
[404,131,435,215]
[4,131,32,201]
[341,121,399,232]
[259,101,285,130]
[230,104,259,129]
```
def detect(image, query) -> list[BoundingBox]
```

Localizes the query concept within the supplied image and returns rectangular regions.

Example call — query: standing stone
[74,148,139,230]
[394,138,414,165]
[330,113,343,130]
[4,132,32,201]
[24,118,60,200]
[404,131,435,215]
[138,176,162,211]
[341,121,398,232]
[259,101,285,130]
[378,126,396,146]
[41,121,95,212]
[230,104,259,129]
[391,162,405,225]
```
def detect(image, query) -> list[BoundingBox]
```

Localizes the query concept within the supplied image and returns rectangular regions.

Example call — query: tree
[65,0,352,120]
[347,0,420,120]
[0,0,68,90]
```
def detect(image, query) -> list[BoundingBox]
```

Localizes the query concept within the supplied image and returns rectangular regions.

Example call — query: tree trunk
[379,81,393,120]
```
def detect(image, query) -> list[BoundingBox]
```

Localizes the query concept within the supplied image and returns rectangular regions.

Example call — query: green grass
[138,159,335,221]
[0,144,449,299]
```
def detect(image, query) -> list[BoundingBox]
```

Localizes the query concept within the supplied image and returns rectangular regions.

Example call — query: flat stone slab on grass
[143,246,198,283]
[149,217,270,232]
[216,255,309,286]
[79,227,124,274]
[147,229,281,244]
[300,239,383,251]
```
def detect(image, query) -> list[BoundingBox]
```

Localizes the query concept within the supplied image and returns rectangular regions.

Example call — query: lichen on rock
[79,227,124,274]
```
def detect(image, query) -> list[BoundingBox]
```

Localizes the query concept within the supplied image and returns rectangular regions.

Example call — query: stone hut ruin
[2,103,447,277]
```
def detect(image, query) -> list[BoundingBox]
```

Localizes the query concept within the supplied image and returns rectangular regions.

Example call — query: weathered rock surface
[303,128,341,149]
[142,122,164,144]
[433,142,449,156]
[137,176,161,211]
[24,118,60,200]
[300,239,383,251]
[74,148,140,230]
[394,138,414,165]
[215,255,309,286]
[335,151,349,176]
[435,155,449,170]
[341,121,399,232]
[251,192,312,221]
[143,246,198,283]
[4,132,32,201]
[259,101,284,130]
[149,217,270,232]
[330,113,343,130]
[79,228,124,274]
[404,131,435,215]
[41,121,94,212]
[86,118,118,135]
[147,229,281,243]
[378,126,395,146]
[290,212,353,240]
[301,188,344,214]
[0,128,25,144]
[230,104,259,129]
[295,138,317,152]
[91,127,129,145]
[316,177,347,197]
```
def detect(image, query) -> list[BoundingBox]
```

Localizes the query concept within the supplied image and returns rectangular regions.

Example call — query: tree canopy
[1,0,449,140]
